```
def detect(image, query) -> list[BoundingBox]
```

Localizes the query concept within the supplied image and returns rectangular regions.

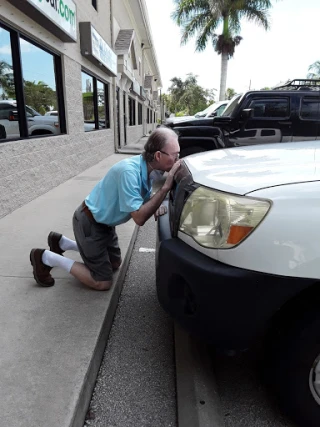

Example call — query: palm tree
[226,87,236,99]
[168,73,207,114]
[307,61,320,79]
[0,60,14,99]
[172,0,275,100]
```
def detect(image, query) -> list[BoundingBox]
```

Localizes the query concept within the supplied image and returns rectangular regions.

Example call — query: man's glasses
[159,150,180,160]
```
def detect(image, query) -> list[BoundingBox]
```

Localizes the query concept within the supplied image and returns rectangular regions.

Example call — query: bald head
[143,127,179,163]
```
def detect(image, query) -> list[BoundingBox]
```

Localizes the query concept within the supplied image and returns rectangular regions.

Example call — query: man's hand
[154,204,167,221]
[131,161,181,227]
[163,160,181,192]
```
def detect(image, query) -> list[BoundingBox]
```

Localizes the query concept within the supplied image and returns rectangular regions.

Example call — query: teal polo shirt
[85,155,152,227]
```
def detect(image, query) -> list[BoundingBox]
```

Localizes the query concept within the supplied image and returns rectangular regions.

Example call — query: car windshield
[200,104,213,114]
[221,94,242,117]
[195,103,216,117]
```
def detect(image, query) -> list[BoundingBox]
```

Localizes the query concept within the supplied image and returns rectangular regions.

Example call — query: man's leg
[72,206,114,290]
[48,231,78,255]
[30,205,114,291]
[107,227,122,271]
[70,262,112,291]
[30,249,112,291]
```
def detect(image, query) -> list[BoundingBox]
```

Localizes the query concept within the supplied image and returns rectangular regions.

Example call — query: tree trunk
[219,52,228,101]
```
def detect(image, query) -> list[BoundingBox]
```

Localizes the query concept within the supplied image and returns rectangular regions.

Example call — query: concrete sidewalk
[117,136,147,154]
[0,153,140,427]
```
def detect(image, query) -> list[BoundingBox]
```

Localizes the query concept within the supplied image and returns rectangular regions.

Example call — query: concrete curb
[71,224,140,427]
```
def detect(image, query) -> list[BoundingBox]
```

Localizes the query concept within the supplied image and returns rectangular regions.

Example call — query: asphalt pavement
[84,219,176,427]
[213,349,297,427]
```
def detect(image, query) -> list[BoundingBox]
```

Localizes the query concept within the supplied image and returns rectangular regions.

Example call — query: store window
[20,38,61,136]
[0,27,17,141]
[128,97,136,126]
[82,71,110,132]
[97,80,110,128]
[0,23,65,143]
[138,103,142,125]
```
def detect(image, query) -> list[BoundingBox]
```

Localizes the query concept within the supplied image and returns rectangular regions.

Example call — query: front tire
[265,307,320,427]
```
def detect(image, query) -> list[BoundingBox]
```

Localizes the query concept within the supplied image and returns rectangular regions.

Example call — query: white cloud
[0,45,11,55]
[0,39,36,57]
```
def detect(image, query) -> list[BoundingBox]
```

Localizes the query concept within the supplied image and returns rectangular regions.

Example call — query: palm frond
[308,61,320,73]
[238,7,270,30]
[182,12,218,49]
[172,0,274,58]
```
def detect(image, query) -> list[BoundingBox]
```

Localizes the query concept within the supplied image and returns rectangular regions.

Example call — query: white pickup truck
[0,100,60,140]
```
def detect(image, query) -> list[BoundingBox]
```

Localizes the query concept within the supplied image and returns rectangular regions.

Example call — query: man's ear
[153,151,161,162]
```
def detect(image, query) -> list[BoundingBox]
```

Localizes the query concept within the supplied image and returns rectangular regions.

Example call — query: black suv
[167,79,320,158]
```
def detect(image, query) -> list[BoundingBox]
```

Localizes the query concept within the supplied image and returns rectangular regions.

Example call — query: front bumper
[156,204,314,350]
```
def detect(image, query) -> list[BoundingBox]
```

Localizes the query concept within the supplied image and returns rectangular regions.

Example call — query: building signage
[91,26,117,76]
[140,86,147,100]
[10,0,77,42]
[80,23,117,77]
[131,79,140,96]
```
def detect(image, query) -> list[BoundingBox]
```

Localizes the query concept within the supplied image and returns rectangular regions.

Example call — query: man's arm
[131,161,181,226]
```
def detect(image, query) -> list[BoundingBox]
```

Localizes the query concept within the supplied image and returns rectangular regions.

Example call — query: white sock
[60,236,79,252]
[42,250,75,273]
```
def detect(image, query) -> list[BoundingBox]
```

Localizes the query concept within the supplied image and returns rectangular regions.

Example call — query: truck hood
[31,115,58,123]
[184,141,320,195]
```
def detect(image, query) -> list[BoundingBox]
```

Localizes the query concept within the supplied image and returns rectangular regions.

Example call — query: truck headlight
[179,186,271,248]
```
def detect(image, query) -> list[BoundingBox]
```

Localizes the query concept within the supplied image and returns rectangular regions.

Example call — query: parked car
[156,140,320,427]
[165,114,196,126]
[194,100,228,118]
[0,100,60,139]
[167,79,320,158]
[45,110,58,116]
[165,101,228,126]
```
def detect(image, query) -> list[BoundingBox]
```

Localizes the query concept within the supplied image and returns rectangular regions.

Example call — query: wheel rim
[309,353,320,405]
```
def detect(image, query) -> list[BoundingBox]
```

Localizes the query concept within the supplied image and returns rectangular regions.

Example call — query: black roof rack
[273,79,320,91]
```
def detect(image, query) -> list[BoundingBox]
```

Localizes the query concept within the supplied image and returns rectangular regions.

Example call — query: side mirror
[209,111,217,118]
[9,110,18,121]
[240,109,253,120]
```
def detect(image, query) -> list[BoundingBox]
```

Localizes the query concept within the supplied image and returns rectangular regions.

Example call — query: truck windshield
[221,94,242,117]
[26,106,41,117]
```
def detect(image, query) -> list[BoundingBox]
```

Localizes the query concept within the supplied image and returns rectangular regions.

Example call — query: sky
[0,27,56,93]
[144,0,320,96]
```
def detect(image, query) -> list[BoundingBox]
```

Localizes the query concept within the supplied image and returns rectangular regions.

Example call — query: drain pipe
[110,0,119,152]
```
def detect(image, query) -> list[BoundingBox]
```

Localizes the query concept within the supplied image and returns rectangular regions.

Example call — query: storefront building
[0,0,162,218]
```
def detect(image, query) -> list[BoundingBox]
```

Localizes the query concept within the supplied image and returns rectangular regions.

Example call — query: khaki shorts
[72,204,121,281]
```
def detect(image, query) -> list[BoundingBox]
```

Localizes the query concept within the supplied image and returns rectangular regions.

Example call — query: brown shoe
[30,249,55,287]
[48,231,64,256]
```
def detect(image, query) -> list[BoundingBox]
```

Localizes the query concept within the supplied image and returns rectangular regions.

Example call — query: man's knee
[93,280,112,291]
